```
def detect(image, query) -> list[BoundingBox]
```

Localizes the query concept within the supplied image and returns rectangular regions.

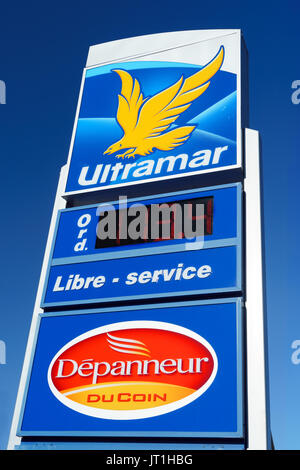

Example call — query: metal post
[7,165,67,450]
[244,128,271,449]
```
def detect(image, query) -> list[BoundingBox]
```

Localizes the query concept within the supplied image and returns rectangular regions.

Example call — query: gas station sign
[9,31,270,451]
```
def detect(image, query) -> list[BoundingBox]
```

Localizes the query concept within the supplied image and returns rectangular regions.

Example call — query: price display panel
[41,183,242,307]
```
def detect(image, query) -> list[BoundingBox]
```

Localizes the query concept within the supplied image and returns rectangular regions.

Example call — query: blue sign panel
[44,246,239,306]
[42,184,242,307]
[18,299,243,438]
[64,48,240,196]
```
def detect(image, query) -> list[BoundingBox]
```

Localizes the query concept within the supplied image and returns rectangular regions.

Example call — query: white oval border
[48,320,218,420]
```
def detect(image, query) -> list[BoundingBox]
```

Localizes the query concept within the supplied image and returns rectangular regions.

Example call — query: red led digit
[206,198,213,235]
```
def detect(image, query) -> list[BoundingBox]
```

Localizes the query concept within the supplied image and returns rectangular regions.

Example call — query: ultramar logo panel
[48,321,218,420]
[65,42,238,194]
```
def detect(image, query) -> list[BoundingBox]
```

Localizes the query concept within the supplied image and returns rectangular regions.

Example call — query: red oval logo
[48,321,218,419]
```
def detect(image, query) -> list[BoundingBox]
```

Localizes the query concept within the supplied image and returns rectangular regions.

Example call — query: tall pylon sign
[8,30,271,450]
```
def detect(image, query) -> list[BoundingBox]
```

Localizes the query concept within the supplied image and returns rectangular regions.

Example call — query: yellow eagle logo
[104,46,224,159]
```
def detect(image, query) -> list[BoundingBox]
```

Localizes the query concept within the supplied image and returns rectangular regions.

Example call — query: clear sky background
[0,0,299,450]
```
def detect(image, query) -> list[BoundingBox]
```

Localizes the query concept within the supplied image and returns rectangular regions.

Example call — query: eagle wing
[135,46,224,140]
[112,69,145,134]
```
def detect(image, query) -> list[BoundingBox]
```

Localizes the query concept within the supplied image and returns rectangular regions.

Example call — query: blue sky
[0,0,300,450]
